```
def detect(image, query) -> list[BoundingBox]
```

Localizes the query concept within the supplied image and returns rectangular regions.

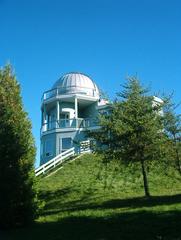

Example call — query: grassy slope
[5,154,181,240]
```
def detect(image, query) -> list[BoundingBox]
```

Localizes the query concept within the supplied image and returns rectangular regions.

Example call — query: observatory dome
[52,72,99,98]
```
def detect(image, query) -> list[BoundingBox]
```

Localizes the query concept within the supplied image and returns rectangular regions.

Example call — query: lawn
[3,153,181,240]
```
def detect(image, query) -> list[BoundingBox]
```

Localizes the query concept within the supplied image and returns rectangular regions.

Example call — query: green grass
[3,154,181,240]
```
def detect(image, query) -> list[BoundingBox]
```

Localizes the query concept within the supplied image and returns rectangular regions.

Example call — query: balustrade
[41,118,99,133]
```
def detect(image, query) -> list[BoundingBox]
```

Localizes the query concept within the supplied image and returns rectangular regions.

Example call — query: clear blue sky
[0,0,181,166]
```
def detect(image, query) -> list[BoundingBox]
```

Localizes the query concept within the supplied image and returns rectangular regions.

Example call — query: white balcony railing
[41,118,99,133]
[42,86,98,101]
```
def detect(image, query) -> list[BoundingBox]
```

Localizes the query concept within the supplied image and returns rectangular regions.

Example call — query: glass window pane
[62,138,72,150]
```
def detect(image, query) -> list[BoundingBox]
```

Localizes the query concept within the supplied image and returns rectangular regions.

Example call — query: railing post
[60,152,62,164]
[43,166,45,174]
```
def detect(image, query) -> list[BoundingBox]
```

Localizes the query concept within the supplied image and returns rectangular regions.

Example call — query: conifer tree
[93,77,165,197]
[163,97,181,174]
[0,65,40,228]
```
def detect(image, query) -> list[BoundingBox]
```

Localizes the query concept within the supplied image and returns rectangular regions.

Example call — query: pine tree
[92,77,165,197]
[0,65,40,228]
[163,96,181,174]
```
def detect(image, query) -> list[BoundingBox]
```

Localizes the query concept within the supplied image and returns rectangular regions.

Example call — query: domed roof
[52,72,99,98]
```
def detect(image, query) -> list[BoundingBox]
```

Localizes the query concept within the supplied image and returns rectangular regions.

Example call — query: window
[45,139,53,157]
[60,113,69,119]
[60,113,70,128]
[62,138,72,151]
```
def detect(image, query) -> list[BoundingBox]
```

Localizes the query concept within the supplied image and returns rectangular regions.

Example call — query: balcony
[42,86,98,101]
[41,118,99,134]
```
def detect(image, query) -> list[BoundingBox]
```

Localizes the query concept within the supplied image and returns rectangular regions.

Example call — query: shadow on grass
[101,193,181,209]
[5,209,181,240]
[39,187,72,202]
[42,193,181,216]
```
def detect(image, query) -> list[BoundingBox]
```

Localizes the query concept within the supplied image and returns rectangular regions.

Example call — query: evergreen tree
[92,77,165,197]
[163,96,181,174]
[0,65,40,228]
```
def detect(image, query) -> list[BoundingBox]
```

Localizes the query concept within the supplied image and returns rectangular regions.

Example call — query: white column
[57,101,60,121]
[43,104,47,124]
[41,108,44,125]
[75,97,78,118]
[43,104,47,131]
[57,101,60,128]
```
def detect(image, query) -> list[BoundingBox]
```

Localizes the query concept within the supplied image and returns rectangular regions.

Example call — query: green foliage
[162,95,181,174]
[0,65,41,229]
[92,76,166,197]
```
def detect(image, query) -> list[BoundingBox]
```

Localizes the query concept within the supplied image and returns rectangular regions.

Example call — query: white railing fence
[80,140,91,153]
[35,147,75,177]
[41,118,99,134]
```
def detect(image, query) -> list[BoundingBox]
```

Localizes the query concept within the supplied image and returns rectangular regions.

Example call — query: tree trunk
[140,159,150,198]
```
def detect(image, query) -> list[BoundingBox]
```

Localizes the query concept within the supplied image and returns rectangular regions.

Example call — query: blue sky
[0,0,181,166]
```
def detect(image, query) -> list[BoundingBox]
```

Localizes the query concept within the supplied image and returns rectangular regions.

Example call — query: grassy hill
[5,153,181,240]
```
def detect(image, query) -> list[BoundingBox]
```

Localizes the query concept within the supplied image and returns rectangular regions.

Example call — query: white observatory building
[40,72,109,165]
